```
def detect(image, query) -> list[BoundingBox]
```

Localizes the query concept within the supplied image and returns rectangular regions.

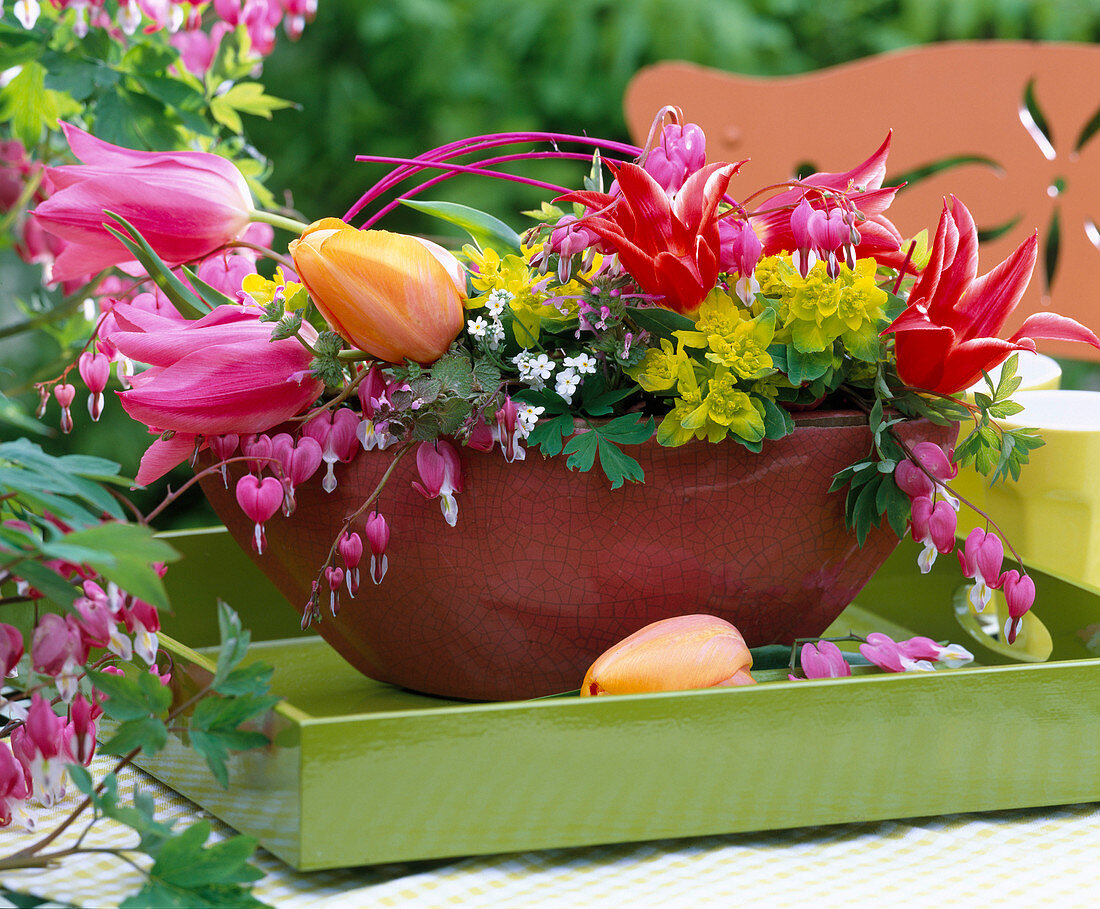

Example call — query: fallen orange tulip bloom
[581,614,755,696]
[290,218,466,365]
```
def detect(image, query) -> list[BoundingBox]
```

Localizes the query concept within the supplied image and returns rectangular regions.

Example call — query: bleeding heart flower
[235,474,283,554]
[412,440,463,526]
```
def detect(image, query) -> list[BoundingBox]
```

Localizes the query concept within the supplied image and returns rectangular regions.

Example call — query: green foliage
[400,199,523,252]
[953,354,1046,483]
[0,439,179,608]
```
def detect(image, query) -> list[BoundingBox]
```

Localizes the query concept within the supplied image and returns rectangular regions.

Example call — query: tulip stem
[251,209,310,235]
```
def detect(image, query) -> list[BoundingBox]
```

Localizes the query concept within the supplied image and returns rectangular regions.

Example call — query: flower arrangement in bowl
[29,107,1100,700]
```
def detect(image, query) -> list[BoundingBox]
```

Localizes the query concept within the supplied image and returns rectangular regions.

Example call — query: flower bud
[581,614,755,696]
[289,219,465,365]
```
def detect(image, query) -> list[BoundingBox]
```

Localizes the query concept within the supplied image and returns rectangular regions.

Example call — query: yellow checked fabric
[1,755,1097,908]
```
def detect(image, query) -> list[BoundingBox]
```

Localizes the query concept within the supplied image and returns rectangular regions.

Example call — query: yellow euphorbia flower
[625,338,692,392]
[242,267,305,309]
[676,289,776,380]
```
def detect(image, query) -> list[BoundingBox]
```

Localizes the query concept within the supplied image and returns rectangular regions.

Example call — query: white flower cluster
[466,289,511,350]
[512,349,599,404]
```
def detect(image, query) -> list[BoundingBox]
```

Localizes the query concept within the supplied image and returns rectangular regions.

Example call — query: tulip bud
[581,615,755,696]
[289,219,466,365]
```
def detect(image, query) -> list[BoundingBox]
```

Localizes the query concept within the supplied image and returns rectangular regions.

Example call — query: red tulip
[885,196,1100,394]
[581,614,755,696]
[558,160,743,314]
[289,218,466,365]
[34,123,253,282]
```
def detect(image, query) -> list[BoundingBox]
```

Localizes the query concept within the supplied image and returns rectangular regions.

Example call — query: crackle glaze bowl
[201,411,952,700]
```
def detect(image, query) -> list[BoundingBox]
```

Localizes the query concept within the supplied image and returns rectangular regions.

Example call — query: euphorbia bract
[289,218,466,364]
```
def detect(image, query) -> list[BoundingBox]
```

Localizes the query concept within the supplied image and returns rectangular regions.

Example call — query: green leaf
[181,266,239,309]
[88,669,170,722]
[0,61,80,147]
[594,414,655,444]
[401,199,522,253]
[625,306,695,341]
[593,437,645,489]
[211,81,295,122]
[43,522,178,607]
[6,559,79,608]
[212,602,251,691]
[101,716,169,757]
[103,213,211,319]
[526,412,574,457]
[562,429,597,473]
[760,397,794,441]
[0,24,43,71]
[431,354,475,398]
[121,822,265,908]
[784,344,832,385]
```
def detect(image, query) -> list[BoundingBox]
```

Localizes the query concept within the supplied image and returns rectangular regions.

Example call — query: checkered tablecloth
[2,754,1097,908]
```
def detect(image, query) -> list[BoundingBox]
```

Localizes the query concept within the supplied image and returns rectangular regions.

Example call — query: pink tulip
[108,303,323,485]
[33,123,254,282]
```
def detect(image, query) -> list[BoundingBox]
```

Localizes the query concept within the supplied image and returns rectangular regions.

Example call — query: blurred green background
[4,0,1100,527]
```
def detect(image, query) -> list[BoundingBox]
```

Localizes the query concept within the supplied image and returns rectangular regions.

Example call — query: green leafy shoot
[953,354,1044,484]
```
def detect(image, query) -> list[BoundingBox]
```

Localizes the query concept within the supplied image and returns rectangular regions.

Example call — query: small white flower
[486,289,513,317]
[467,316,489,339]
[563,352,598,375]
[530,353,555,381]
[489,321,506,350]
[555,368,581,402]
[518,404,544,434]
[512,351,534,381]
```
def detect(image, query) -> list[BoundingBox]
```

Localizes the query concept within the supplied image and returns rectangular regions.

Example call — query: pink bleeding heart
[234,474,283,554]
[242,433,274,475]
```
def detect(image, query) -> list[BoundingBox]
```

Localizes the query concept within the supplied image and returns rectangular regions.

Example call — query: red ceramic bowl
[201,411,952,700]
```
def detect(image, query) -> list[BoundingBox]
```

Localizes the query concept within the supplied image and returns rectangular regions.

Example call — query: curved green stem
[250,209,310,235]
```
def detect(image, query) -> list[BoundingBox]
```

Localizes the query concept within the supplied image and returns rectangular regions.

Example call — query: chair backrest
[624,42,1100,360]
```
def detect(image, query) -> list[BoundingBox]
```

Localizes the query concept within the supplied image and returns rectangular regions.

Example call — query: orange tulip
[289,218,466,364]
[581,614,755,696]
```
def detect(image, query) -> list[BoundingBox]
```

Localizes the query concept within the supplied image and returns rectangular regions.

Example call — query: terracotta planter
[201,411,953,700]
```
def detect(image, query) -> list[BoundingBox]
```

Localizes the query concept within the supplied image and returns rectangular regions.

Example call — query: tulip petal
[133,433,201,486]
[1010,312,1100,350]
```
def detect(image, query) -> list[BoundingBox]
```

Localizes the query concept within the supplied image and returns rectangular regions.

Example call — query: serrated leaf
[88,670,166,722]
[212,663,273,698]
[594,414,655,444]
[212,602,251,690]
[562,429,597,473]
[594,437,645,489]
[527,412,574,457]
[101,716,169,757]
[472,359,502,392]
[401,199,521,253]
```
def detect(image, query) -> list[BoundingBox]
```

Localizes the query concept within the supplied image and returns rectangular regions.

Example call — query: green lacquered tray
[140,529,1100,871]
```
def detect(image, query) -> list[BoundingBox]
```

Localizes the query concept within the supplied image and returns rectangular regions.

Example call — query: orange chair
[624,42,1100,360]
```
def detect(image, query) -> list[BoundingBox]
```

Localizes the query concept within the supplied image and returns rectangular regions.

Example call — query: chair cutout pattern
[625,42,1100,360]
